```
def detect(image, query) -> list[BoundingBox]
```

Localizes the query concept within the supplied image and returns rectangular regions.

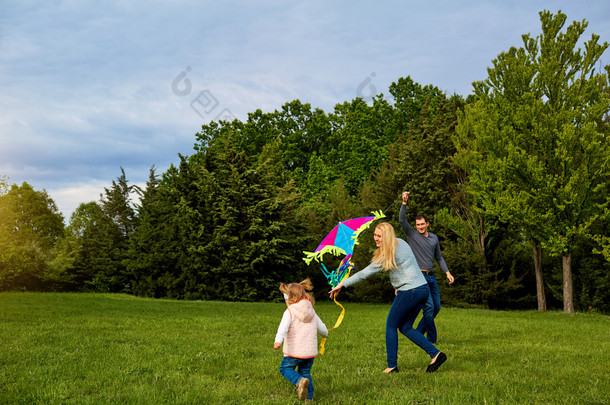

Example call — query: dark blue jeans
[279,356,314,400]
[416,273,441,343]
[386,285,440,368]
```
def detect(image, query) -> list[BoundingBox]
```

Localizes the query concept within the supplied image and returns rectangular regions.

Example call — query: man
[399,191,454,343]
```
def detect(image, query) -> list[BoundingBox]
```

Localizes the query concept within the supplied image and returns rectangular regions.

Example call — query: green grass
[0,293,608,404]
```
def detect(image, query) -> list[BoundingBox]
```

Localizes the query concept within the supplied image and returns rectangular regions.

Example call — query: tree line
[1,11,609,313]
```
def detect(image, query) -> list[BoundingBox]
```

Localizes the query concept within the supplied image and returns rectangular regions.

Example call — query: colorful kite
[303,210,385,353]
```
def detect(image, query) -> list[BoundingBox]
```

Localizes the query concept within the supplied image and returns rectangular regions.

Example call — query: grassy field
[0,293,608,404]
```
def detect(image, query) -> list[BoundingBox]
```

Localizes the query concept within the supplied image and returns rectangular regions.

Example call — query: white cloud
[48,182,107,220]
[48,179,147,221]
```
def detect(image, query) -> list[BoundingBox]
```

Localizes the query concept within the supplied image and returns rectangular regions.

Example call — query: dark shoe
[426,352,447,373]
[383,367,399,374]
[296,378,309,401]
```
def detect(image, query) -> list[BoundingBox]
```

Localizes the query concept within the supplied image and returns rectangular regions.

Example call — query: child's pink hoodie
[275,299,328,358]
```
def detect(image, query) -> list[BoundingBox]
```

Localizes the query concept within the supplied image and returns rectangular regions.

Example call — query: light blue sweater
[341,238,427,291]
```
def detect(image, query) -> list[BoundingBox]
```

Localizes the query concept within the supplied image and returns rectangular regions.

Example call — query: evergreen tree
[189,134,305,300]
[126,166,183,297]
[61,170,138,292]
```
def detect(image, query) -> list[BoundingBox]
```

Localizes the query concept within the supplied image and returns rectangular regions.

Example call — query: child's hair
[279,278,315,305]
[371,222,399,271]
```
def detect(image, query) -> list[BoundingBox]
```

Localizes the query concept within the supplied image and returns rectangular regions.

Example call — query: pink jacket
[278,299,327,358]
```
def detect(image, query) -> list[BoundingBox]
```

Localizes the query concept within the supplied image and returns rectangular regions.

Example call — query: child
[274,279,328,402]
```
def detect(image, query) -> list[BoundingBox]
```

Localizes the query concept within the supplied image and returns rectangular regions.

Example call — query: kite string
[354,193,404,240]
[382,193,403,215]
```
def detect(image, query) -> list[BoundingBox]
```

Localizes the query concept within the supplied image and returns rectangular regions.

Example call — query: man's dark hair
[415,214,428,222]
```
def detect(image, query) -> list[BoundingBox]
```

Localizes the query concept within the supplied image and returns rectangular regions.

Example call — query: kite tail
[318,296,347,355]
[319,266,354,355]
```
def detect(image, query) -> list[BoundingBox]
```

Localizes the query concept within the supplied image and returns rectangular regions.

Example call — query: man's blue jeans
[416,273,441,343]
[279,356,314,400]
[386,284,440,368]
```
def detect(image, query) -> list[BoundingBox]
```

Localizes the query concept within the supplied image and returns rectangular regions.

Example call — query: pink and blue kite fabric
[303,210,386,287]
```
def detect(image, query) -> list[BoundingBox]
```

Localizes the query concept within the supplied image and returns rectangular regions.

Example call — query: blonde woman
[329,222,447,373]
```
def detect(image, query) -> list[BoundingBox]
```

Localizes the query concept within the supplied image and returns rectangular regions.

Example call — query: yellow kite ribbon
[319,297,347,355]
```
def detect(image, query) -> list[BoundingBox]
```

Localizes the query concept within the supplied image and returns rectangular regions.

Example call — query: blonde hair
[279,278,315,305]
[371,222,398,271]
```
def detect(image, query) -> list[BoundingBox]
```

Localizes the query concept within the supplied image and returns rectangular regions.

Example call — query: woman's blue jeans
[386,284,440,368]
[416,273,441,343]
[279,356,314,400]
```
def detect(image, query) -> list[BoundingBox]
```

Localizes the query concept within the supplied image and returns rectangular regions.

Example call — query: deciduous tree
[0,182,64,290]
[454,10,610,312]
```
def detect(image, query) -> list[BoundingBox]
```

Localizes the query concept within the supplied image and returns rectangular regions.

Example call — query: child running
[274,279,328,402]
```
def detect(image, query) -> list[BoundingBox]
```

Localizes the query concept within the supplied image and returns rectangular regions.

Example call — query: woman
[329,222,447,373]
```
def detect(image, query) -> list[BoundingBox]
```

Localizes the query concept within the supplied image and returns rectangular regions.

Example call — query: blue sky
[1,0,609,221]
